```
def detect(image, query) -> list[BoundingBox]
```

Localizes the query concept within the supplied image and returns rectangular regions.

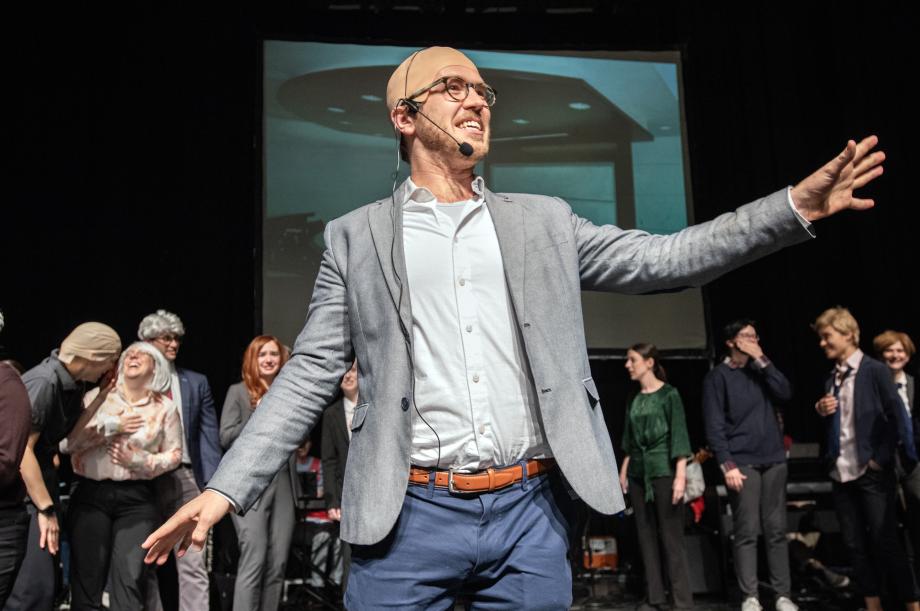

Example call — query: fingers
[853,150,885,176]
[177,530,195,558]
[144,538,177,565]
[48,529,60,555]
[852,165,884,191]
[189,523,210,554]
[849,197,876,211]
[39,523,47,550]
[852,134,880,164]
[142,512,189,554]
[824,140,857,178]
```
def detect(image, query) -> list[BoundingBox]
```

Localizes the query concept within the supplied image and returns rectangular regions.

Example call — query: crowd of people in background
[0,305,917,611]
[0,311,354,611]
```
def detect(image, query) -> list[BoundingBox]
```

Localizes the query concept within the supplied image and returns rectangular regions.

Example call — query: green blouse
[622,383,692,501]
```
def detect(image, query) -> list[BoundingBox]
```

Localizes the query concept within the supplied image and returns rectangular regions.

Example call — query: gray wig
[137,309,186,340]
[117,341,172,394]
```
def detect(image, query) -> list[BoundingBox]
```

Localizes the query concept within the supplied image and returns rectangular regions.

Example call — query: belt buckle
[448,469,475,494]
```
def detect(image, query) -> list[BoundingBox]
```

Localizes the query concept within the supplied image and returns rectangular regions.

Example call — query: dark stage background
[3,3,917,457]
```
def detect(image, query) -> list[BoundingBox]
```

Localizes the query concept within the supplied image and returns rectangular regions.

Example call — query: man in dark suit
[321,360,357,586]
[815,308,919,611]
[139,310,221,611]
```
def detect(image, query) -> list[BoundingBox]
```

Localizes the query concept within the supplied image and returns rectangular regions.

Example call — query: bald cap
[386,47,478,110]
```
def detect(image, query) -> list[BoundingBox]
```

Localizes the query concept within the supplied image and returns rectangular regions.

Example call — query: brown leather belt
[408,459,555,494]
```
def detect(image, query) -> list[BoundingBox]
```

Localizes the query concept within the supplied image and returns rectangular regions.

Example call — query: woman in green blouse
[618,343,693,611]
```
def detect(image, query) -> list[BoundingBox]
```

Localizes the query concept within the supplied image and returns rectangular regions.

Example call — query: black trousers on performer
[0,506,29,608]
[629,476,693,610]
[67,478,159,611]
[833,466,919,602]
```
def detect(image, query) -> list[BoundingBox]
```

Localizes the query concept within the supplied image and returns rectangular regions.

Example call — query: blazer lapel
[368,192,413,340]
[908,374,916,413]
[485,190,525,314]
[178,371,192,435]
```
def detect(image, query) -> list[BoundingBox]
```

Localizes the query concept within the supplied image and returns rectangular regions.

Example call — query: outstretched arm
[576,136,885,294]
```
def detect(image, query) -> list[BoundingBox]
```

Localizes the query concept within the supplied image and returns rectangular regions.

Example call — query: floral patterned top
[62,385,182,481]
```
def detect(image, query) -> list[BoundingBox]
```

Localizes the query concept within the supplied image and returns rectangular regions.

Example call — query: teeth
[461,120,481,129]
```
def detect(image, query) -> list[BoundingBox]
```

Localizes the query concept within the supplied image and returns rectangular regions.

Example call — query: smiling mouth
[457,119,483,133]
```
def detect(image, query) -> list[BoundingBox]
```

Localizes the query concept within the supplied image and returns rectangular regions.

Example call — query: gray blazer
[208,183,812,545]
[219,382,297,500]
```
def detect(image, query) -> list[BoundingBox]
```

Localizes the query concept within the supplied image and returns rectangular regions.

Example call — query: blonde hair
[873,330,916,358]
[812,306,860,345]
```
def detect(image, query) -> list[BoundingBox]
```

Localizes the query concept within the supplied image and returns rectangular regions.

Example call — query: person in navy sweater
[703,319,797,611]
[813,307,919,611]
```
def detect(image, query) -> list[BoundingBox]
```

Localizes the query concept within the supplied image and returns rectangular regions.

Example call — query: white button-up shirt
[401,177,549,471]
[832,349,866,483]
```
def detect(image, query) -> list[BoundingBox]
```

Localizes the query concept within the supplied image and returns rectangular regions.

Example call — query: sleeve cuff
[751,356,772,370]
[787,186,816,238]
[720,460,738,474]
[206,488,241,513]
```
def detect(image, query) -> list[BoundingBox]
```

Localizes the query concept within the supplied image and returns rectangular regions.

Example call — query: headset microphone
[399,98,474,157]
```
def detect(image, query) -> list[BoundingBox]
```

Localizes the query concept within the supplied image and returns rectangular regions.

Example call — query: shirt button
[459,278,466,286]
[465,325,473,333]
[472,374,480,383]
[401,397,410,411]
[479,423,486,435]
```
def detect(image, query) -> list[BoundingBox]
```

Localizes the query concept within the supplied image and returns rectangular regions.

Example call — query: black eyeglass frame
[407,76,497,108]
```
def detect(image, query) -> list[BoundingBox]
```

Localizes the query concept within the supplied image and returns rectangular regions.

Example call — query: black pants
[2,502,57,611]
[833,466,919,602]
[67,478,159,611]
[629,476,693,610]
[0,506,29,608]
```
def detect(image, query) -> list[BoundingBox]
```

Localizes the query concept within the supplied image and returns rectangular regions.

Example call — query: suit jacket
[821,356,918,470]
[219,381,297,496]
[209,183,812,545]
[177,367,222,489]
[321,399,350,510]
[904,372,917,453]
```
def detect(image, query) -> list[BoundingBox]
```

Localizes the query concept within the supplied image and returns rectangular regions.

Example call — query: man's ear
[391,104,417,137]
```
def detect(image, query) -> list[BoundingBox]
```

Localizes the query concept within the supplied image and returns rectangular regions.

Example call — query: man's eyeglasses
[735,333,759,341]
[408,76,497,108]
[154,334,181,345]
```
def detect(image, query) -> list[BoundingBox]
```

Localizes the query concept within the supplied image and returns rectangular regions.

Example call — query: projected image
[263,42,704,349]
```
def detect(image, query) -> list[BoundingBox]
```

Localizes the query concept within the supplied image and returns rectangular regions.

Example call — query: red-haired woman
[220,335,295,611]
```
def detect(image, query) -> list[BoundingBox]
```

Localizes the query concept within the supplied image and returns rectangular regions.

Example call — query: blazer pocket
[351,402,370,431]
[582,377,600,410]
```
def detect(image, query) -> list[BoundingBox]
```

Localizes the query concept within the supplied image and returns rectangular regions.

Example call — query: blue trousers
[346,470,579,610]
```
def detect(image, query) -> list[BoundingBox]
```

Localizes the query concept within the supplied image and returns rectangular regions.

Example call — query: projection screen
[262,41,705,350]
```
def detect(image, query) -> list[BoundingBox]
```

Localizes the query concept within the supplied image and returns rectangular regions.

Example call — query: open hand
[119,413,145,435]
[107,441,135,467]
[790,135,885,222]
[724,467,747,492]
[142,490,231,564]
[734,337,764,360]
